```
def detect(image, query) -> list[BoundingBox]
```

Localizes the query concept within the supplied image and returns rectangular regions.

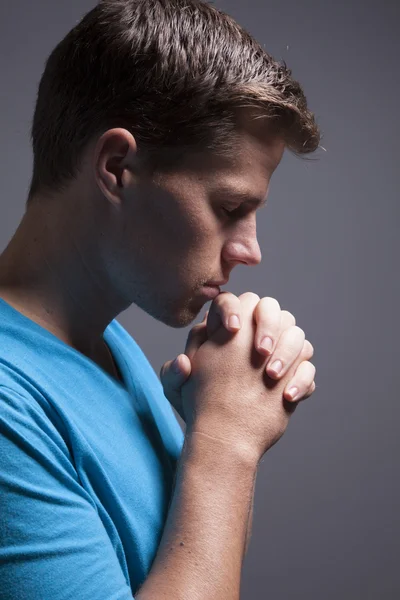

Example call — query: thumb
[159,354,191,419]
[184,311,209,362]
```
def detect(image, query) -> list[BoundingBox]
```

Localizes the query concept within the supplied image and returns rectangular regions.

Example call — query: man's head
[23,0,321,329]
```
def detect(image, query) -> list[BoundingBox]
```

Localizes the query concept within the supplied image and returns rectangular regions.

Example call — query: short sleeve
[0,386,135,600]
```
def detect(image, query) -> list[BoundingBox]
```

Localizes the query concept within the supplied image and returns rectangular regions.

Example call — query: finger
[254,297,281,355]
[159,354,192,420]
[268,311,297,360]
[302,339,314,361]
[282,339,314,380]
[279,310,296,330]
[283,361,316,402]
[160,353,191,381]
[299,381,317,402]
[266,325,306,380]
[254,299,293,356]
[184,322,209,362]
[288,380,316,404]
[164,309,209,380]
[264,309,296,358]
[269,336,313,379]
[206,291,244,339]
[301,380,317,401]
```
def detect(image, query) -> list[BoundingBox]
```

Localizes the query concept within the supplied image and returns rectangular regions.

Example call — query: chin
[133,284,208,328]
[135,301,202,330]
[159,305,204,329]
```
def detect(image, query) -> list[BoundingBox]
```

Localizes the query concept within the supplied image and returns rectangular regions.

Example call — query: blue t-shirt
[0,297,184,599]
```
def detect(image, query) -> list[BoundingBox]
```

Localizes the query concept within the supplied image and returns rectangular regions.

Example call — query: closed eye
[222,206,239,214]
[222,204,249,218]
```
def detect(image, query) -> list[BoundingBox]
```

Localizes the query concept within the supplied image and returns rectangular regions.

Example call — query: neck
[0,195,130,357]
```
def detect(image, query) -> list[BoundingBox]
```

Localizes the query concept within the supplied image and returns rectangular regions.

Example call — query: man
[0,0,320,598]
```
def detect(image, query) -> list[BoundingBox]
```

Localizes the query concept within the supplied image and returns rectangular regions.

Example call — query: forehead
[182,125,285,201]
[148,111,286,206]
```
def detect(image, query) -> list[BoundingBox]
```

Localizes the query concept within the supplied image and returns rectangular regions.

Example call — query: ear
[93,128,138,206]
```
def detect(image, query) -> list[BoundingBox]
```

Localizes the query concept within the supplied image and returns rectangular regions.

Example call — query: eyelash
[222,205,243,217]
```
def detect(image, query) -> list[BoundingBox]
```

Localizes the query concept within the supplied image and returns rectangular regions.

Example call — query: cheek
[173,204,214,251]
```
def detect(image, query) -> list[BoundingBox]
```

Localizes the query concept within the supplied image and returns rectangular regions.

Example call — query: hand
[160,293,316,422]
[178,293,314,461]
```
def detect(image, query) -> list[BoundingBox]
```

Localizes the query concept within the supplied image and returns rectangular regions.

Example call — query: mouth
[207,279,229,286]
[200,285,221,299]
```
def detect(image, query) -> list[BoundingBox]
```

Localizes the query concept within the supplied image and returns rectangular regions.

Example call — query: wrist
[185,425,260,472]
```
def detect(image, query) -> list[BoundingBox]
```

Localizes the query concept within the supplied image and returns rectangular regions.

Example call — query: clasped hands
[160,292,316,422]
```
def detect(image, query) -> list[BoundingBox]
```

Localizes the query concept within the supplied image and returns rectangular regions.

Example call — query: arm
[136,430,259,600]
[244,479,256,557]
[0,386,134,600]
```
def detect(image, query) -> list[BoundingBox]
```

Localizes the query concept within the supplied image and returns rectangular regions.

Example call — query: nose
[222,223,262,268]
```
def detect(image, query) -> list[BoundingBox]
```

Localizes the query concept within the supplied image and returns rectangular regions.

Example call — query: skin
[162,295,316,425]
[0,111,315,400]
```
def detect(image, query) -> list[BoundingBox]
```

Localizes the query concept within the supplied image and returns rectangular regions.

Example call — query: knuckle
[283,325,304,348]
[255,297,280,321]
[280,310,296,326]
[304,340,314,355]
[293,325,305,339]
[213,291,235,305]
[302,340,314,360]
[298,372,313,388]
[238,291,260,302]
[255,299,281,339]
[214,291,240,311]
[309,363,316,378]
[260,296,281,310]
[291,380,307,393]
[300,360,316,377]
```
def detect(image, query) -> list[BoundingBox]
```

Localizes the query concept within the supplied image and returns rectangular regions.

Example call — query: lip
[207,279,229,286]
[201,285,221,298]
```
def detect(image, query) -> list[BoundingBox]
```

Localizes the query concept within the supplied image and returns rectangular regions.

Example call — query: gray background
[1,1,399,598]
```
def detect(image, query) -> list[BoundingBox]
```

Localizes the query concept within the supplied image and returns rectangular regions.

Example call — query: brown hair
[26,0,322,204]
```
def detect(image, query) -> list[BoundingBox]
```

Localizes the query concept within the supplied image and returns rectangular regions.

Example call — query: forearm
[244,487,255,557]
[136,430,258,600]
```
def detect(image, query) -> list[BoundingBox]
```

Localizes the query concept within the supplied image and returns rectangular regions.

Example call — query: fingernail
[269,360,283,376]
[259,337,273,353]
[287,387,299,401]
[172,357,181,374]
[228,315,240,329]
